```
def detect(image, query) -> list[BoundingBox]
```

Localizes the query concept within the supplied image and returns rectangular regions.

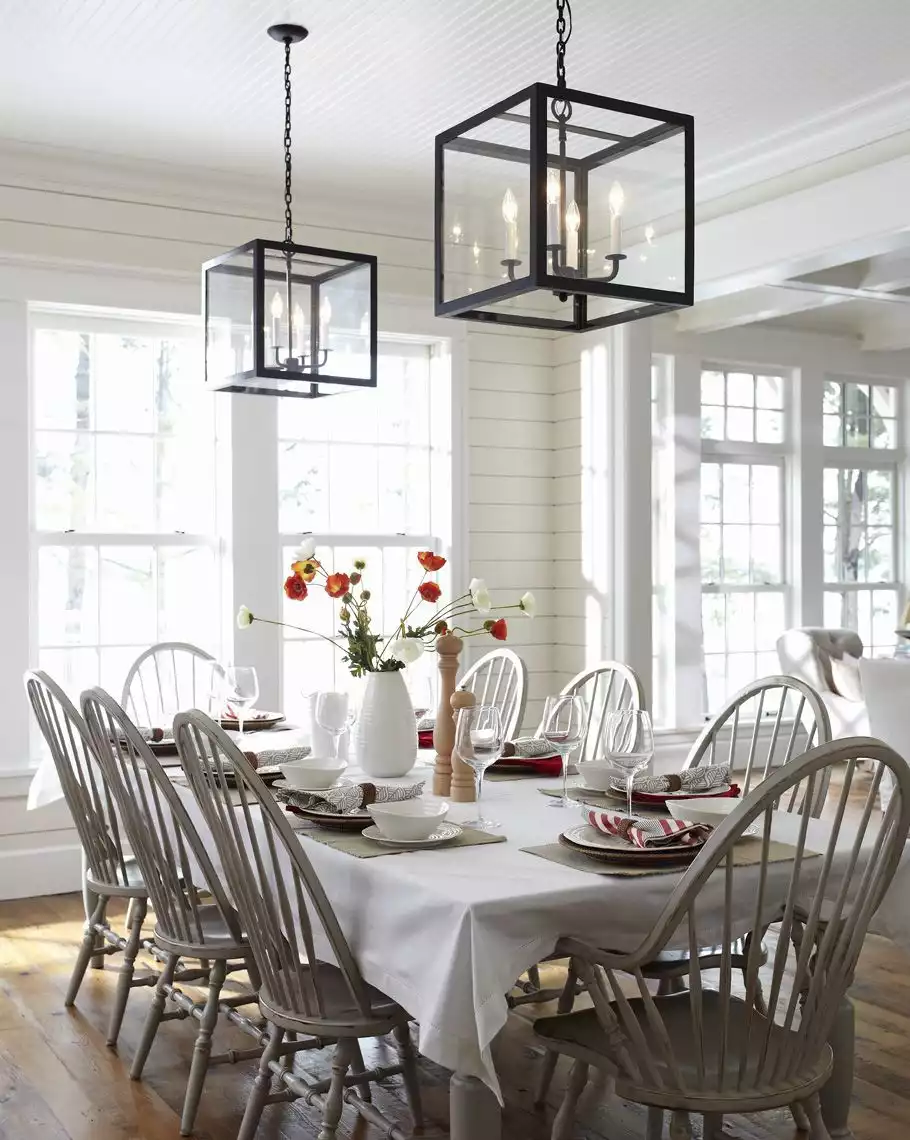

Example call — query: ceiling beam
[860,250,910,292]
[676,284,852,333]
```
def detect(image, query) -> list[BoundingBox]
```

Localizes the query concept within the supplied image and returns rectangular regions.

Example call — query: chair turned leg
[803,1095,832,1140]
[535,961,579,1108]
[318,1038,353,1140]
[66,896,107,1006]
[791,1101,811,1131]
[393,1022,425,1132]
[180,958,226,1136]
[81,853,105,970]
[107,896,147,1047]
[646,1107,664,1140]
[131,952,179,1080]
[551,1059,588,1140]
[238,1023,285,1140]
[668,1110,693,1139]
[703,1112,724,1139]
[350,1038,372,1104]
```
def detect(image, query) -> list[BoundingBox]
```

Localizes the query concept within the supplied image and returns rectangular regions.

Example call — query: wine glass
[223,666,259,737]
[542,694,586,808]
[454,704,504,830]
[315,691,356,763]
[606,709,654,818]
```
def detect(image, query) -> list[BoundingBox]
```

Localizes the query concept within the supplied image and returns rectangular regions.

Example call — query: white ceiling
[3,0,910,212]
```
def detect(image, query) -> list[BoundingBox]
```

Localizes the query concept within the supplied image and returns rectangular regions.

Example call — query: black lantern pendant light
[203,24,378,397]
[434,0,694,332]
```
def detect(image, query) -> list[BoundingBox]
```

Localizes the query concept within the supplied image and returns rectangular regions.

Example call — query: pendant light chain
[553,0,573,124]
[283,37,294,247]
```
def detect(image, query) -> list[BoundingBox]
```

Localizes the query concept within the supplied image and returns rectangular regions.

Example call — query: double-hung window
[822,377,900,654]
[700,367,787,713]
[277,338,451,713]
[30,307,222,696]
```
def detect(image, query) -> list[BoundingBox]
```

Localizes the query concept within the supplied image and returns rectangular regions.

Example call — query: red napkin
[491,754,563,776]
[586,809,711,849]
[631,783,740,804]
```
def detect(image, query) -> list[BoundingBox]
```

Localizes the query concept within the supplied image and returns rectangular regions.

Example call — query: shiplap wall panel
[470,446,552,478]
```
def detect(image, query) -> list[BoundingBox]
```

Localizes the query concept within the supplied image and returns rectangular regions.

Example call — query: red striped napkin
[586,809,712,850]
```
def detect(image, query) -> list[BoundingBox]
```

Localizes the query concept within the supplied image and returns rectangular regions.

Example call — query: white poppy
[470,577,492,614]
[388,637,425,665]
[519,591,536,618]
[293,536,316,561]
[236,605,254,629]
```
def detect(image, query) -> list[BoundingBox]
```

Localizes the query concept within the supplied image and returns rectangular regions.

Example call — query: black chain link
[283,37,293,246]
[552,0,573,123]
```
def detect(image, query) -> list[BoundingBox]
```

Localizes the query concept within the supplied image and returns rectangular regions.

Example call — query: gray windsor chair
[23,670,152,1046]
[535,735,910,1140]
[173,709,424,1140]
[121,641,223,728]
[535,660,646,766]
[81,687,268,1136]
[460,647,528,737]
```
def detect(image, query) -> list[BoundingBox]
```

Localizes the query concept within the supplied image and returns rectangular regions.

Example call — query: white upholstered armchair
[776,627,869,738]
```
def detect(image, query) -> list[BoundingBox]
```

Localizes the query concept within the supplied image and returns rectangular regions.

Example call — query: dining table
[30,732,910,1140]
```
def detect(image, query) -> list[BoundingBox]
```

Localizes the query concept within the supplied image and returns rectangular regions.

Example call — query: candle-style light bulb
[319,296,332,343]
[472,240,481,266]
[645,224,655,245]
[501,188,519,260]
[566,200,581,233]
[270,291,284,348]
[565,199,581,269]
[546,169,561,245]
[608,181,625,255]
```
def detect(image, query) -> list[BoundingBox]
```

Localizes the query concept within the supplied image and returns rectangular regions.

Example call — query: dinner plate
[204,764,285,788]
[362,822,463,849]
[559,824,701,867]
[220,711,286,731]
[148,739,179,758]
[287,804,372,831]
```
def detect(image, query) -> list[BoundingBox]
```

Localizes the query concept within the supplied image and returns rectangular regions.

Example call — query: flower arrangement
[237,538,534,678]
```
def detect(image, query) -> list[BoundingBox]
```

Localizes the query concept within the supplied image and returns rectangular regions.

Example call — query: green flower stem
[250,616,343,652]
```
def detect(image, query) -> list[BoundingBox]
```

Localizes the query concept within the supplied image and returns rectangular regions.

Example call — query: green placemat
[293,823,507,858]
[521,836,812,877]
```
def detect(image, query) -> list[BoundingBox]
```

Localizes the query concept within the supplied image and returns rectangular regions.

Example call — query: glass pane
[866,529,893,583]
[823,525,839,583]
[704,653,727,714]
[99,546,156,644]
[726,592,756,652]
[700,370,725,405]
[823,380,842,415]
[33,330,92,431]
[823,414,843,447]
[156,436,216,532]
[34,431,95,530]
[701,525,721,583]
[755,593,785,650]
[722,524,751,583]
[750,465,780,524]
[280,441,330,533]
[158,547,218,646]
[701,463,721,522]
[752,526,781,584]
[95,436,155,531]
[844,382,871,446]
[725,407,754,442]
[94,335,154,433]
[872,590,898,649]
[726,372,755,408]
[726,652,758,698]
[755,375,783,410]
[822,468,841,524]
[824,590,845,630]
[701,405,723,440]
[38,546,99,646]
[722,465,751,523]
[867,470,893,524]
[39,647,99,699]
[872,418,897,449]
[328,444,379,531]
[702,594,725,653]
[756,410,783,443]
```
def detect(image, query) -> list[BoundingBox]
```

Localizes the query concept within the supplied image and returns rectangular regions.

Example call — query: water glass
[606,709,654,817]
[315,691,356,763]
[541,694,586,807]
[223,666,259,737]
[454,704,504,830]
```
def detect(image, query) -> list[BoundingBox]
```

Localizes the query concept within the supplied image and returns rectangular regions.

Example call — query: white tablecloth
[30,754,910,1101]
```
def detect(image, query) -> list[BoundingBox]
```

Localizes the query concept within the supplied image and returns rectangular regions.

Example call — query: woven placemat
[520,836,812,877]
[290,822,507,858]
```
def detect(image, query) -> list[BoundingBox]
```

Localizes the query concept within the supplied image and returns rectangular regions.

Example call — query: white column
[670,353,707,726]
[229,392,281,709]
[609,322,653,703]
[792,365,824,626]
[0,302,31,768]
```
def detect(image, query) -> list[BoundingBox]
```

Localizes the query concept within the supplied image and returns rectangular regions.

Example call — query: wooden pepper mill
[433,632,463,796]
[449,688,477,802]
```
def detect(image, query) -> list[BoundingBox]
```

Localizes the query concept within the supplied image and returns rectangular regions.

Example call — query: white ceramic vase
[356,669,418,778]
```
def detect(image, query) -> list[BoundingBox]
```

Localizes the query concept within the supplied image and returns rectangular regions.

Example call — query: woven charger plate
[559,825,701,867]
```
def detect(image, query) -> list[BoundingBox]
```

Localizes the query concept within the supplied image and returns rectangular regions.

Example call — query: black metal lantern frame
[435,79,694,332]
[203,24,379,397]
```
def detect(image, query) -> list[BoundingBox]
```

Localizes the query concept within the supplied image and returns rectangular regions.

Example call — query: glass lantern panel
[441,98,532,304]
[204,246,255,388]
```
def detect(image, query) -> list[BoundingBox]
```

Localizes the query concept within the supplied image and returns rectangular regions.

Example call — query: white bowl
[578,761,615,792]
[667,796,741,828]
[367,800,449,841]
[279,759,347,790]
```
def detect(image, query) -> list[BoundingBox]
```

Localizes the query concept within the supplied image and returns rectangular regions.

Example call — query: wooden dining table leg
[819,994,855,1139]
[449,1073,501,1140]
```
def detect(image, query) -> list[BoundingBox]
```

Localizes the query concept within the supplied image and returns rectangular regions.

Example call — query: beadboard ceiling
[3,0,910,215]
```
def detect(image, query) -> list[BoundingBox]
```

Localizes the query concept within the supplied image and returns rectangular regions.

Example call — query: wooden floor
[0,893,908,1140]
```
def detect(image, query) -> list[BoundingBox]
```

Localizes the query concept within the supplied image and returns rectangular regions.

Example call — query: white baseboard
[0,838,83,899]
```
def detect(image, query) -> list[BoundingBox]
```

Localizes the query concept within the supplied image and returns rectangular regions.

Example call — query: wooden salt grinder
[449,688,477,802]
[433,632,463,796]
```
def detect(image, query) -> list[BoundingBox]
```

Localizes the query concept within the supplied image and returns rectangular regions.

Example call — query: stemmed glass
[606,709,655,818]
[542,694,586,808]
[315,691,357,764]
[223,666,259,737]
[454,704,504,831]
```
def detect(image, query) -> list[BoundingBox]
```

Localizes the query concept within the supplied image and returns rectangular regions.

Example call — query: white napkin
[626,764,731,794]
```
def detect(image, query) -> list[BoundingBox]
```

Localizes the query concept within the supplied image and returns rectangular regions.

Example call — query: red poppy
[284,574,308,601]
[418,581,442,603]
[325,572,351,599]
[417,551,446,572]
[489,618,508,641]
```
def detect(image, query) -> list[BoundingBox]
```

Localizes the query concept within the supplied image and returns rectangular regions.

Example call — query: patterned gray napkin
[275,780,425,815]
[242,744,311,770]
[627,763,731,794]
